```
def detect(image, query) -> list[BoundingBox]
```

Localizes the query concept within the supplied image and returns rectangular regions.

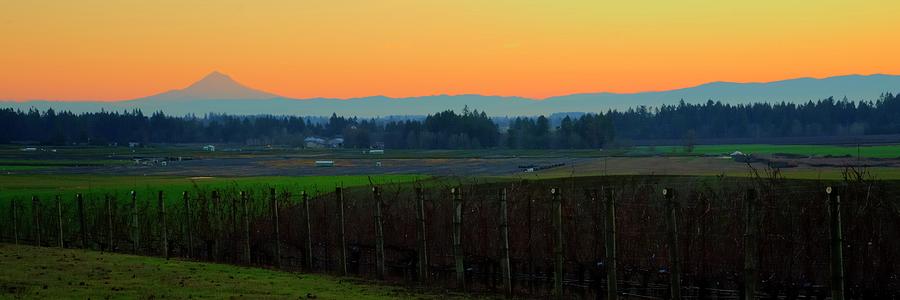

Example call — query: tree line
[610,93,900,141]
[2,93,899,148]
[0,107,612,149]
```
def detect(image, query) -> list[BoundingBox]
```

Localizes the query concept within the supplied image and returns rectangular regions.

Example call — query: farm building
[304,137,327,148]
[315,160,335,167]
[305,137,344,148]
[202,145,216,152]
[327,138,344,148]
[368,149,384,155]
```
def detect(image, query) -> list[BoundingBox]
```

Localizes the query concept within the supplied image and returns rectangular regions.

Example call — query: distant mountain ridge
[3,72,900,117]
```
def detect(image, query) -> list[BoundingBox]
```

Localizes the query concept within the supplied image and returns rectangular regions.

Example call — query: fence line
[2,176,899,298]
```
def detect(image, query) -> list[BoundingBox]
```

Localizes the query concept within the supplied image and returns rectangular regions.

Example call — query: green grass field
[0,165,50,172]
[0,244,477,299]
[0,174,427,201]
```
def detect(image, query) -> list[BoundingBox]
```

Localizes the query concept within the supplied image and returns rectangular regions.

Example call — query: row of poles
[6,185,846,299]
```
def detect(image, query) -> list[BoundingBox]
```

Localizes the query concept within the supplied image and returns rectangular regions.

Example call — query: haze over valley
[3,71,899,117]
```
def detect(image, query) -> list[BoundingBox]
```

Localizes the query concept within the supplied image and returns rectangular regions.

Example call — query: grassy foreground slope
[0,244,472,299]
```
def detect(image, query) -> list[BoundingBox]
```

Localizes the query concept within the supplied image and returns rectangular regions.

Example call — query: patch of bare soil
[762,154,900,168]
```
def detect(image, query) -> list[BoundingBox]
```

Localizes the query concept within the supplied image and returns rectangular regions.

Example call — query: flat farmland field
[512,156,900,180]
[645,143,900,158]
[2,144,900,181]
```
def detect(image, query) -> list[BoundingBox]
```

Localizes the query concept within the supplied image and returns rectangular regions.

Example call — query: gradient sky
[2,0,899,101]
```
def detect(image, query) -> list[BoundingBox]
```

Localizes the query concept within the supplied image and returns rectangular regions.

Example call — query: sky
[1,0,899,101]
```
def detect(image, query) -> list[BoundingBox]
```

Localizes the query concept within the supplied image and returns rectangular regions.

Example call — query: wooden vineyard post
[302,191,313,270]
[604,188,618,300]
[827,186,845,300]
[301,191,313,270]
[106,194,114,250]
[131,191,139,253]
[230,191,237,240]
[663,188,681,300]
[241,191,251,264]
[451,187,465,290]
[743,189,758,300]
[321,190,330,270]
[337,187,348,276]
[527,193,534,294]
[414,187,429,283]
[11,200,18,245]
[158,191,169,259]
[372,186,386,280]
[203,191,212,261]
[271,188,281,268]
[56,196,64,248]
[183,191,193,259]
[211,190,221,261]
[77,194,86,249]
[32,196,41,247]
[551,187,563,300]
[499,188,512,296]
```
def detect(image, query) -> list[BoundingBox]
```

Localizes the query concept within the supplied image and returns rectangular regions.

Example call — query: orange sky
[1,0,899,101]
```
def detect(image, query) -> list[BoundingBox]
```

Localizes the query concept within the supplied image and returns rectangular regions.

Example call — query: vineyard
[2,172,899,299]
